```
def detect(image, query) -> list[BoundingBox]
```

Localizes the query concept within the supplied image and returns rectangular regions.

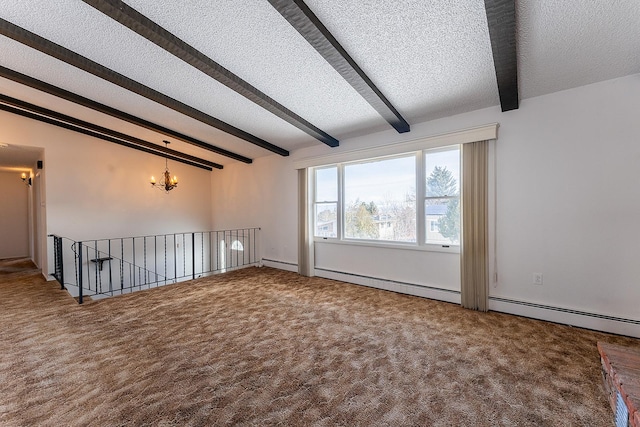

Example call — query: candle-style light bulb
[150,176,156,185]
[21,172,26,181]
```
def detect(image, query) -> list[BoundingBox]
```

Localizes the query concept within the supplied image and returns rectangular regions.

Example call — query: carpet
[1,264,638,426]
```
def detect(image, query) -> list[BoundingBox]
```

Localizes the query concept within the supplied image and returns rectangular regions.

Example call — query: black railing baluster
[173,234,177,283]
[182,234,186,278]
[216,231,220,272]
[85,245,91,296]
[153,236,156,284]
[78,242,84,304]
[191,232,196,280]
[120,238,124,291]
[132,238,136,289]
[93,241,98,294]
[211,232,214,272]
[143,236,147,285]
[108,240,113,295]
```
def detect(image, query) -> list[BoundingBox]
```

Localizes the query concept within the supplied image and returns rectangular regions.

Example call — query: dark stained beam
[0,102,212,171]
[484,0,519,111]
[81,0,340,148]
[0,65,252,164]
[0,18,289,156]
[268,0,410,134]
[0,93,218,170]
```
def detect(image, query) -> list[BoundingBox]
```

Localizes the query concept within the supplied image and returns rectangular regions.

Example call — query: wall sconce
[21,172,31,186]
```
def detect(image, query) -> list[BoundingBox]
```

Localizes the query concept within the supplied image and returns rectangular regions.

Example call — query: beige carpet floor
[1,260,638,426]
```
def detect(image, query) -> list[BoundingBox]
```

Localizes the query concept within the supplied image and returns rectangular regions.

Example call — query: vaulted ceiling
[1,0,639,170]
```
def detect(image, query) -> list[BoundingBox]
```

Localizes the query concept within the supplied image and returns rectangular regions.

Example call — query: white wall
[212,73,640,337]
[0,111,213,258]
[0,171,30,258]
[211,153,297,264]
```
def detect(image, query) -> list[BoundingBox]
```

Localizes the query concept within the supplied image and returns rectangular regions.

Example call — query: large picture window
[313,145,460,249]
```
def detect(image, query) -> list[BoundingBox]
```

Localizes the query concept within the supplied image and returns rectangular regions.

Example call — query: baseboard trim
[489,296,640,338]
[262,258,298,272]
[314,267,461,304]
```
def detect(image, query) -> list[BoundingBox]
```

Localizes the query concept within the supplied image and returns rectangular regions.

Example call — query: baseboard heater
[489,296,640,325]
[314,267,461,295]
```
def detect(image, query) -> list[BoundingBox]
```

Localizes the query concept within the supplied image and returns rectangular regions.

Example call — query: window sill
[313,237,460,254]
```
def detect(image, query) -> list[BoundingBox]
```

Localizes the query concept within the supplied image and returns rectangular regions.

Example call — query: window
[312,145,460,248]
[344,156,416,242]
[425,147,460,244]
[314,167,338,238]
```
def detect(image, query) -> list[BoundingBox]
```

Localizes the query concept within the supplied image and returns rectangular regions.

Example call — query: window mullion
[337,163,344,241]
[416,151,425,246]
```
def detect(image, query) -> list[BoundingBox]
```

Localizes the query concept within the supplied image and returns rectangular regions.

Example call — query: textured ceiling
[0,0,639,169]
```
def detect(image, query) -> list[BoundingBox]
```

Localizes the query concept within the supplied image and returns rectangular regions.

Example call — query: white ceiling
[0,0,639,169]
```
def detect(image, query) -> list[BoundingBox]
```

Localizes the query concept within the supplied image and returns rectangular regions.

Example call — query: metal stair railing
[48,228,261,303]
[73,242,169,304]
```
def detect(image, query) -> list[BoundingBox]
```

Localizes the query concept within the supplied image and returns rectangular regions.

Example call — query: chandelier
[150,140,178,193]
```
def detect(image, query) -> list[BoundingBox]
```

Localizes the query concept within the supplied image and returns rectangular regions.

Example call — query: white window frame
[342,153,417,244]
[313,166,339,239]
[423,146,461,247]
[311,146,461,253]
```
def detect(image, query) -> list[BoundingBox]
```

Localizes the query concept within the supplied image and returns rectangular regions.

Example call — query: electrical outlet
[533,273,543,285]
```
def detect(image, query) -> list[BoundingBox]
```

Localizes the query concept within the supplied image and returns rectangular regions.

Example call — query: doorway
[0,142,46,274]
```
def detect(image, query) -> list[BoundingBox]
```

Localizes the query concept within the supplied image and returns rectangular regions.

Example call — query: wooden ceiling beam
[484,0,519,111]
[0,93,219,170]
[82,0,339,148]
[0,17,289,156]
[0,66,252,164]
[269,0,410,134]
